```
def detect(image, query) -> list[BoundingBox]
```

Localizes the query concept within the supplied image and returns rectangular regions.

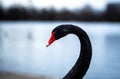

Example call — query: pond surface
[0,21,120,79]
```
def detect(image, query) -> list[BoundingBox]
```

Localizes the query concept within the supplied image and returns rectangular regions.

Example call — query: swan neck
[63,26,92,79]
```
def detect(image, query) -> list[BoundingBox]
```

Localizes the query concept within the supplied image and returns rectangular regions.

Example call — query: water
[0,21,120,79]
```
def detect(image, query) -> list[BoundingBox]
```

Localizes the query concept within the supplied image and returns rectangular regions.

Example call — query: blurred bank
[0,3,120,22]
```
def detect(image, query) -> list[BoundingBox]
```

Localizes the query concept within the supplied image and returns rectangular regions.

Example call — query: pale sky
[1,0,120,10]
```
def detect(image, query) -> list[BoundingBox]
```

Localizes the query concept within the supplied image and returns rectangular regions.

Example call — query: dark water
[0,21,120,79]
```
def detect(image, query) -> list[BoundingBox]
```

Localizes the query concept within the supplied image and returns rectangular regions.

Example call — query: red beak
[46,32,55,47]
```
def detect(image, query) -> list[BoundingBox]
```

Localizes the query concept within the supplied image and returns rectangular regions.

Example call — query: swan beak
[46,32,55,47]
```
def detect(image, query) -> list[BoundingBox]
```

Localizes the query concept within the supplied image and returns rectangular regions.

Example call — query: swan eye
[54,32,62,39]
[54,29,66,40]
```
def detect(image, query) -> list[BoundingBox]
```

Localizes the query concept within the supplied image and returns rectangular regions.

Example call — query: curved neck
[63,25,92,79]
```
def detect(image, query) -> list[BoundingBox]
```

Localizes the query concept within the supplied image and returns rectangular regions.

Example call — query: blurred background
[0,0,120,79]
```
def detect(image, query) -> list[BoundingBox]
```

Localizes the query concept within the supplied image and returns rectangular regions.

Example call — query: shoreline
[0,71,60,79]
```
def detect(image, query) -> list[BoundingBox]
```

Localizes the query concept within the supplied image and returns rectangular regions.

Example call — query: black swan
[46,24,92,79]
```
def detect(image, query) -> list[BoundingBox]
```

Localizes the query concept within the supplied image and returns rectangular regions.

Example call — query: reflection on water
[0,22,120,79]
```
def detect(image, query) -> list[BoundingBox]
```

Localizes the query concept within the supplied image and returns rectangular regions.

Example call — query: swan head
[46,25,68,47]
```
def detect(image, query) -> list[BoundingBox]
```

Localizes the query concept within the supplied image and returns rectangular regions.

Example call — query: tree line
[0,3,120,22]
